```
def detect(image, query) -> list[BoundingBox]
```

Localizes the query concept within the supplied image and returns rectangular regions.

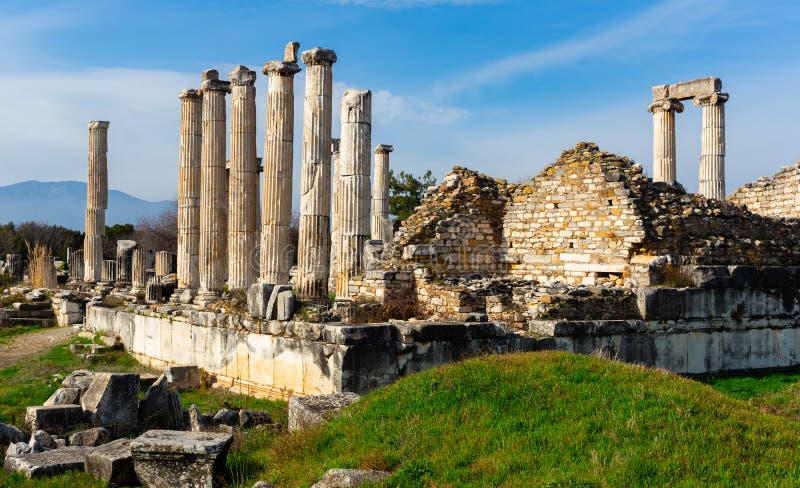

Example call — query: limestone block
[43,387,81,406]
[728,266,762,288]
[4,446,96,478]
[238,409,272,428]
[720,330,751,371]
[25,405,83,434]
[690,266,730,288]
[28,430,56,453]
[138,375,184,430]
[5,442,31,457]
[69,427,110,447]
[276,290,295,321]
[265,284,292,320]
[247,283,274,318]
[686,332,721,374]
[130,430,234,488]
[84,438,137,486]
[288,393,360,432]
[311,469,391,488]
[164,365,201,391]
[81,373,140,435]
[0,422,27,445]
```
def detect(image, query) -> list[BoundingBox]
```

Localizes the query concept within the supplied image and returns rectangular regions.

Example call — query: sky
[0,0,799,204]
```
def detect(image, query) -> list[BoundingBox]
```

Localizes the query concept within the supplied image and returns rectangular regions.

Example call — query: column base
[170,288,197,304]
[193,290,220,307]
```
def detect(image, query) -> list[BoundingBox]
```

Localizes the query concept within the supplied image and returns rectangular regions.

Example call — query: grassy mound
[263,352,800,487]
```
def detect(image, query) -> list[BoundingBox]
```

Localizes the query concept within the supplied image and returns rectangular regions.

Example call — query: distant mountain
[0,180,174,231]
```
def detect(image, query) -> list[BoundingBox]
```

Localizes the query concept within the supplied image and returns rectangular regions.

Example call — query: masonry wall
[728,162,800,219]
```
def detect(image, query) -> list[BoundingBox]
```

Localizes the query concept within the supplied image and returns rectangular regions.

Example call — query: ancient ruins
[2,41,800,407]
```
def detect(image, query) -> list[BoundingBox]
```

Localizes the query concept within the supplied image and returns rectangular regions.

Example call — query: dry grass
[24,240,56,289]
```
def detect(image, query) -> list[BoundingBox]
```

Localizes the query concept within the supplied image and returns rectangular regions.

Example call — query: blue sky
[1,0,799,204]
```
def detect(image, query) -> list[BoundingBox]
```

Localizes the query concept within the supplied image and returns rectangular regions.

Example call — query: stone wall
[728,162,800,219]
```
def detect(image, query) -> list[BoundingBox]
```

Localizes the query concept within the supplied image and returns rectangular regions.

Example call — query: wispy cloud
[432,0,729,98]
[331,0,500,8]
[0,5,81,64]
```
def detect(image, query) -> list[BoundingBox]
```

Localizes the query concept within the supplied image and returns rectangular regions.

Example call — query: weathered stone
[5,442,31,457]
[139,374,184,430]
[4,446,96,478]
[130,430,234,488]
[25,405,83,434]
[211,409,239,427]
[265,284,291,320]
[238,409,272,428]
[276,289,295,320]
[247,283,274,318]
[62,369,96,393]
[81,373,140,435]
[164,365,201,390]
[251,482,274,488]
[69,427,110,447]
[189,404,210,432]
[44,387,82,407]
[311,468,391,488]
[84,121,109,283]
[690,266,730,288]
[28,430,56,453]
[0,423,27,445]
[84,438,137,486]
[288,393,360,432]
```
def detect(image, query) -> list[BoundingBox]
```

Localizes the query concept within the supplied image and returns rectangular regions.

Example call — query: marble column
[647,99,683,184]
[84,121,109,283]
[155,251,176,278]
[174,89,202,299]
[228,65,258,290]
[131,249,154,293]
[695,92,729,200]
[260,42,301,285]
[329,138,341,292]
[101,260,116,283]
[335,89,371,299]
[68,249,84,282]
[371,144,393,242]
[296,47,337,302]
[196,70,231,305]
[115,240,136,286]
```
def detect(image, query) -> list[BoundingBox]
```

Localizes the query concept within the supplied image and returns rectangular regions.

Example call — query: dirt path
[0,326,76,369]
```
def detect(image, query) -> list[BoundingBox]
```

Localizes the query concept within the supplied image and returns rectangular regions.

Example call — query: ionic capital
[693,92,729,106]
[262,61,301,77]
[88,120,110,130]
[301,47,337,66]
[375,144,394,154]
[229,65,257,86]
[647,98,684,114]
[178,88,200,100]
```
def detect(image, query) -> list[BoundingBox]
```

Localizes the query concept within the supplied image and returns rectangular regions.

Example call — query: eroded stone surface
[4,446,96,478]
[311,468,391,487]
[25,405,83,434]
[164,365,200,390]
[81,373,140,435]
[288,393,360,432]
[85,438,137,486]
[0,423,27,445]
[44,387,81,406]
[69,427,110,447]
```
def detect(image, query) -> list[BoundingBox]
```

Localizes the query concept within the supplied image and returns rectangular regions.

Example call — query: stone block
[130,430,234,488]
[69,427,110,447]
[311,468,391,488]
[164,365,201,391]
[28,430,56,453]
[5,442,31,457]
[44,388,81,407]
[4,446,96,478]
[238,409,272,428]
[0,422,27,445]
[139,374,184,430]
[25,405,83,434]
[81,373,140,435]
[761,267,793,288]
[266,285,292,320]
[728,266,762,288]
[247,283,274,319]
[84,438,138,486]
[276,290,295,321]
[690,266,730,288]
[635,288,685,320]
[62,370,96,393]
[288,393,360,432]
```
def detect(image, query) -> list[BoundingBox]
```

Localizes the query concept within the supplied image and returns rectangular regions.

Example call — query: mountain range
[0,180,174,231]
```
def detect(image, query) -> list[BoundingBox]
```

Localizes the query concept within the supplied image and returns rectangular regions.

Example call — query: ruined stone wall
[728,162,800,219]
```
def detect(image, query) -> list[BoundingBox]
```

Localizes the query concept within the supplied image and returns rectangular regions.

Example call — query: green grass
[0,325,44,345]
[255,352,800,487]
[701,371,800,401]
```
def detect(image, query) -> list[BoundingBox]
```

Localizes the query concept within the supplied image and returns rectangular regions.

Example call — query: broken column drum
[261,43,301,285]
[296,47,337,302]
[68,249,84,282]
[228,65,258,290]
[371,144,393,242]
[131,249,154,293]
[84,121,109,283]
[335,89,372,299]
[154,251,176,278]
[648,99,683,184]
[696,92,728,200]
[175,89,202,296]
[196,70,231,305]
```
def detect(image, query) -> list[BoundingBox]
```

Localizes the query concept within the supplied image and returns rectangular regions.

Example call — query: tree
[388,169,437,222]
[134,204,178,253]
[104,223,135,258]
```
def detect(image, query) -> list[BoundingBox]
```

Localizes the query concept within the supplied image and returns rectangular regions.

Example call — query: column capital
[262,61,301,76]
[88,121,110,130]
[331,138,340,153]
[200,69,231,93]
[301,47,337,66]
[647,98,684,114]
[284,41,300,63]
[229,65,256,86]
[178,88,200,100]
[375,144,394,154]
[693,92,729,106]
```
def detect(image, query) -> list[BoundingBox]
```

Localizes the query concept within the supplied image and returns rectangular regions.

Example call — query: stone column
[647,99,683,184]
[155,251,176,278]
[84,121,109,283]
[115,240,136,286]
[296,47,337,302]
[101,260,116,283]
[227,65,258,290]
[695,92,729,200]
[260,42,301,285]
[335,89,372,299]
[131,249,154,293]
[174,89,202,299]
[196,70,231,305]
[329,138,341,292]
[371,144,393,242]
[68,249,84,282]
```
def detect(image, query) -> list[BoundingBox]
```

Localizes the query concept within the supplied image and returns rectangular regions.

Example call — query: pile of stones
[0,288,56,328]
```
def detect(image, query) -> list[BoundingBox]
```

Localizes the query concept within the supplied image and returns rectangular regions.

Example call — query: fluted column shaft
[196,71,231,304]
[329,139,341,291]
[296,48,337,302]
[131,249,154,292]
[227,66,258,290]
[84,121,109,283]
[176,90,202,292]
[261,56,301,285]
[695,92,728,200]
[648,99,682,184]
[335,89,372,299]
[371,144,393,242]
